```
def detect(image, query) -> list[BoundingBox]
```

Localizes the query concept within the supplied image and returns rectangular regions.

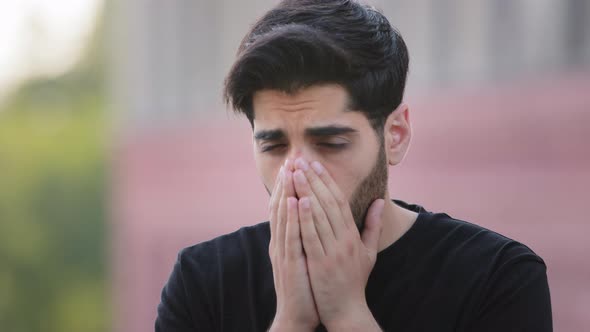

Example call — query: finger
[283,160,296,198]
[298,196,325,258]
[269,165,284,214]
[274,159,293,251]
[293,169,336,253]
[269,166,284,254]
[285,196,302,259]
[361,199,385,262]
[309,160,356,229]
[295,158,346,238]
[277,168,293,259]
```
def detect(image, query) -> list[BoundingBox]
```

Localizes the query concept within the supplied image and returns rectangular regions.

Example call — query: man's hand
[292,158,384,331]
[268,160,320,332]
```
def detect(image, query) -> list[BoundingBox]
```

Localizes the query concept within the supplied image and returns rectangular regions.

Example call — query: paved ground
[112,74,590,332]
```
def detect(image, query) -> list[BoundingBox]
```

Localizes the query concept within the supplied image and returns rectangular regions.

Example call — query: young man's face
[252,84,388,227]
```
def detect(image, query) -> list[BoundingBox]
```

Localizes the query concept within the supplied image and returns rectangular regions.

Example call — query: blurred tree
[0,2,110,332]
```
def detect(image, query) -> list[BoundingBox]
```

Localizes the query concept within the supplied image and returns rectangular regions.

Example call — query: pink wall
[112,74,590,332]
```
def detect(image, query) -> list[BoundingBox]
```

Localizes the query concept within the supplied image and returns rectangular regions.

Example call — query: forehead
[252,84,353,125]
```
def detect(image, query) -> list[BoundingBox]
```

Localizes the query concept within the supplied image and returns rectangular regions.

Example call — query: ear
[383,103,412,166]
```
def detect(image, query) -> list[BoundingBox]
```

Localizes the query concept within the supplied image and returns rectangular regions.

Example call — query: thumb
[361,198,385,259]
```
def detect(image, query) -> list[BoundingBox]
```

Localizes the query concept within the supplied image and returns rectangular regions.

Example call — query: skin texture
[268,160,320,331]
[256,84,417,331]
[255,85,383,207]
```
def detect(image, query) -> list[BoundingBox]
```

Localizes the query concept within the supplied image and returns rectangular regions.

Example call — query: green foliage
[0,101,109,332]
[0,2,110,331]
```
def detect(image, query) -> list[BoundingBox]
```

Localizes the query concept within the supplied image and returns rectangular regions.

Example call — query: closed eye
[260,142,349,153]
[260,144,287,153]
[317,142,348,150]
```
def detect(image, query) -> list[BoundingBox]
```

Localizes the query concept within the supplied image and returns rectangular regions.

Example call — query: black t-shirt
[155,200,552,331]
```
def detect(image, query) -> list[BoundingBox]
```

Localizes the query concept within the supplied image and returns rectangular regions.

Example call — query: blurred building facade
[111,0,590,125]
[110,1,590,331]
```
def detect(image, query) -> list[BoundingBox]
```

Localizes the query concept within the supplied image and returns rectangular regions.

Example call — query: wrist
[269,314,316,332]
[324,304,381,332]
[269,321,315,332]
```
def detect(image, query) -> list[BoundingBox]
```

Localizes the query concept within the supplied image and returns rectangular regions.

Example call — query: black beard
[348,142,388,233]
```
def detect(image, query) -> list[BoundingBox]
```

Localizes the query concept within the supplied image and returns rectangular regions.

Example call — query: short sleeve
[155,250,215,332]
[467,256,553,332]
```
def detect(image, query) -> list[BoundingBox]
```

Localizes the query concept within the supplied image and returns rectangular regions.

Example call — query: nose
[284,145,310,169]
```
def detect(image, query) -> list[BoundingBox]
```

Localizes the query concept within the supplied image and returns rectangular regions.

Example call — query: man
[156,0,552,331]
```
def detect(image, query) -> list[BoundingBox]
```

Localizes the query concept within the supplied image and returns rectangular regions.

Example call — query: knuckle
[310,178,322,191]
[286,250,297,261]
[326,197,338,211]
[335,196,347,209]
[345,241,355,256]
[323,258,335,272]
[295,182,308,195]
[333,254,345,266]
[269,199,278,212]
[299,213,310,224]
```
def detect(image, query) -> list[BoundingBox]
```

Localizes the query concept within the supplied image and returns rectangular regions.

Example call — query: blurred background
[0,0,588,331]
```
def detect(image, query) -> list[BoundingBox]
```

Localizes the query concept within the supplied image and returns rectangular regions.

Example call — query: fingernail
[311,161,323,174]
[279,165,284,178]
[295,158,308,171]
[294,170,306,184]
[300,197,310,209]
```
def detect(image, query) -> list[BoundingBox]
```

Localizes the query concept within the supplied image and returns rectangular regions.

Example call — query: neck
[377,193,418,252]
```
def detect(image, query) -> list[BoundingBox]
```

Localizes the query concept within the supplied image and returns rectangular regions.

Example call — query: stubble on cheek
[349,143,388,232]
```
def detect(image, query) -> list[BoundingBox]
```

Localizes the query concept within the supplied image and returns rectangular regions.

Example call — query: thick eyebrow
[304,125,358,137]
[254,129,286,141]
[254,125,358,141]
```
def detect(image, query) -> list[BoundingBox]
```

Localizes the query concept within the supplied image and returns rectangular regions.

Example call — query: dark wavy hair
[223,0,409,134]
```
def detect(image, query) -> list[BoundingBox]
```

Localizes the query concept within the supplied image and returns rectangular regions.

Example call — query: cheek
[321,143,378,201]
[254,152,283,193]
[323,158,367,201]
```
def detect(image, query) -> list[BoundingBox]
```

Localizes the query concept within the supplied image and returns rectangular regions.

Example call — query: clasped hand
[268,158,385,331]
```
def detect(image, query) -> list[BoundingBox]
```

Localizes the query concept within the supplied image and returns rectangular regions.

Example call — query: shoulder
[404,209,548,293]
[177,221,271,275]
[420,211,545,267]
[156,223,270,330]
[159,222,271,317]
[418,214,553,330]
[416,210,550,323]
